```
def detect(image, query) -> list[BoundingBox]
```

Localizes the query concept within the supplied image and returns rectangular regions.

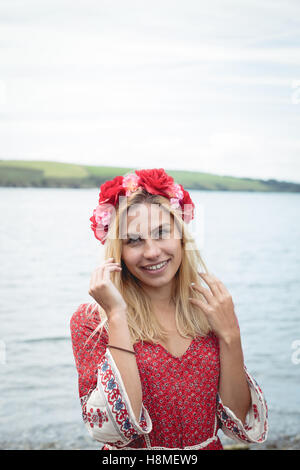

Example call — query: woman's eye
[157,228,169,238]
[128,236,141,244]
[127,228,169,244]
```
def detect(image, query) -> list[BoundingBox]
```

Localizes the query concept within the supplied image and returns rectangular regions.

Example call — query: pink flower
[94,203,115,226]
[170,198,181,209]
[122,173,140,196]
[89,203,116,244]
[167,183,184,200]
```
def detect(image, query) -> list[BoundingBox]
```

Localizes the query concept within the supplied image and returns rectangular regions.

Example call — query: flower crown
[89,168,195,244]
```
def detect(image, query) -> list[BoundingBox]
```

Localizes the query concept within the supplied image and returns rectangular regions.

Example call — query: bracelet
[107,344,136,355]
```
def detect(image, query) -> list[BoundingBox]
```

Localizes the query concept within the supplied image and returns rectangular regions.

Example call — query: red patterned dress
[70,303,268,450]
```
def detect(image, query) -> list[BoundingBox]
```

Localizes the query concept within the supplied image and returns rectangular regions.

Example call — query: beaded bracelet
[107,344,136,355]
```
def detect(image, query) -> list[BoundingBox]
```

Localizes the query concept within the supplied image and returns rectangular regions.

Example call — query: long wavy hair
[85,188,212,344]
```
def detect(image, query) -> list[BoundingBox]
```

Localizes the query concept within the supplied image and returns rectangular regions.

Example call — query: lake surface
[0,187,299,449]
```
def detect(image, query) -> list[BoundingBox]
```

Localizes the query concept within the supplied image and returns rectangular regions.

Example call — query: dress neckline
[156,337,195,360]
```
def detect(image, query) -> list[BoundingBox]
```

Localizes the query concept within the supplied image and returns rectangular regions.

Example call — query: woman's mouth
[141,259,171,274]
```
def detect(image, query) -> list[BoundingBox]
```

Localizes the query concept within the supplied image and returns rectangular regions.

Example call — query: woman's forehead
[126,203,172,227]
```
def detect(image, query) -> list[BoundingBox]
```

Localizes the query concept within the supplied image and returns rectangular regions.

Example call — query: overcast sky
[1,0,300,182]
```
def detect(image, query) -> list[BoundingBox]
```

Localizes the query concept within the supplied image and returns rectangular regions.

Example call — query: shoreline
[224,434,300,450]
[1,160,300,192]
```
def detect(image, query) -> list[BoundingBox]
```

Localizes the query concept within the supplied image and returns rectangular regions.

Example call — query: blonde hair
[85,188,212,344]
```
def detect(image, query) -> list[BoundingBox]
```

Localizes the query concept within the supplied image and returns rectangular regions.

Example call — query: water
[0,187,299,449]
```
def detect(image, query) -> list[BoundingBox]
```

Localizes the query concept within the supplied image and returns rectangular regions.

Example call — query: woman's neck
[144,287,175,313]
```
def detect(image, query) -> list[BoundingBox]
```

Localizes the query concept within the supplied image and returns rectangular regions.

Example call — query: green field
[0,159,299,192]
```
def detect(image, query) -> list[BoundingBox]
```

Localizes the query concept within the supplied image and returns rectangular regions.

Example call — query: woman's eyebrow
[126,223,171,238]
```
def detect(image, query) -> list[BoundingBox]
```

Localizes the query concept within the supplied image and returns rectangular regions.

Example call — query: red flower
[178,184,195,223]
[98,176,126,206]
[135,168,175,198]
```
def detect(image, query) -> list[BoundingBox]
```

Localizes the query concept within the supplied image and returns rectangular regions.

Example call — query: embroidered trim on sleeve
[216,365,268,444]
[96,349,152,444]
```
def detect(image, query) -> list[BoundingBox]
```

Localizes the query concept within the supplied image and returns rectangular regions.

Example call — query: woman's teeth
[143,260,168,271]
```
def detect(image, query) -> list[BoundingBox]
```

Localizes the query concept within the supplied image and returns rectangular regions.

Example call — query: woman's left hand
[189,272,240,343]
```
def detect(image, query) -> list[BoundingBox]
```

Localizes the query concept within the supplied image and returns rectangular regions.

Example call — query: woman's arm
[107,310,143,422]
[189,272,251,423]
[188,272,268,444]
[70,303,152,446]
[218,334,251,424]
[88,258,144,422]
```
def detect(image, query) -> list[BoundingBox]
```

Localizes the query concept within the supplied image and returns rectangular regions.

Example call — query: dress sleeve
[70,303,152,447]
[216,365,268,444]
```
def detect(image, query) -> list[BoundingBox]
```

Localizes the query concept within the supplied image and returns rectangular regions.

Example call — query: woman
[70,168,268,450]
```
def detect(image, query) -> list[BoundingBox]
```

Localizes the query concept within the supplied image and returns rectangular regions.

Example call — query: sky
[1,0,300,183]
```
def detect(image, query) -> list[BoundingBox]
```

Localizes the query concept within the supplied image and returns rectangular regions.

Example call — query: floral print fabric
[70,303,268,449]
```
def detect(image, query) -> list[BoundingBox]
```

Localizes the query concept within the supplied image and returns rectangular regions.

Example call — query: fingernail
[190,282,195,286]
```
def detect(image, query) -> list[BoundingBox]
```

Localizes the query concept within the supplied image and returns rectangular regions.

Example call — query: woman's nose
[143,239,161,259]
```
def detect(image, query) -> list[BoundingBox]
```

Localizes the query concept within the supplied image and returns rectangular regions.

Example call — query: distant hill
[0,159,300,192]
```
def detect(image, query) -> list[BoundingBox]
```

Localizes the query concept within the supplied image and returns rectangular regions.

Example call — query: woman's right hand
[88,257,127,318]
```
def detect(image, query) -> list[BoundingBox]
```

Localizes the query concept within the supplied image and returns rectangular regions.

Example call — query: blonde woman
[70,168,268,450]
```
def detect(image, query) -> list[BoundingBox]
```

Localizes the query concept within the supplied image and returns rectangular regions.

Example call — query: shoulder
[70,302,91,332]
[70,302,107,343]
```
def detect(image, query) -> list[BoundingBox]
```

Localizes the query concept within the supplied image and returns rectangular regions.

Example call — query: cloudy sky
[1,0,300,182]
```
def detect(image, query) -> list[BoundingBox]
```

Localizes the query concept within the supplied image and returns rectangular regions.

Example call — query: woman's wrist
[107,307,128,322]
[107,310,135,353]
[219,330,241,348]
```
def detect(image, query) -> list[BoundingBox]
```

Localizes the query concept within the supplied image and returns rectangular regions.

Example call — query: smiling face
[121,202,183,291]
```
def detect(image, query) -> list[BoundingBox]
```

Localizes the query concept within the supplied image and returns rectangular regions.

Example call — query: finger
[94,263,119,282]
[197,271,223,297]
[190,282,213,304]
[101,262,121,267]
[94,262,120,276]
[90,262,121,290]
[105,257,121,264]
[89,267,101,289]
[88,269,101,294]
[188,296,212,315]
[212,277,229,296]
[103,264,122,281]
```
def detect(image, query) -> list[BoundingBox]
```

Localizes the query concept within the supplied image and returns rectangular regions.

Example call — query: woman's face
[121,203,183,289]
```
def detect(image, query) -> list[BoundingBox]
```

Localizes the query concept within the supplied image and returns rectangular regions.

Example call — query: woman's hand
[189,272,240,344]
[88,257,127,318]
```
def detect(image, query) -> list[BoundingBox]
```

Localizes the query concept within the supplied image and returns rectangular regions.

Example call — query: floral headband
[89,168,195,244]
